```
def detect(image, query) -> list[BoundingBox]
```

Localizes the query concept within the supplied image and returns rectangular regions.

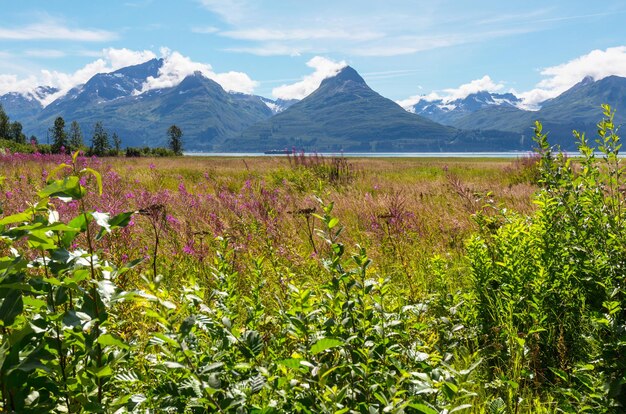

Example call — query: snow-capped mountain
[227,66,521,152]
[405,91,522,125]
[0,86,59,121]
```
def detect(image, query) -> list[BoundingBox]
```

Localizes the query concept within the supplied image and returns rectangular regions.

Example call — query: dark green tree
[51,116,68,154]
[112,132,122,155]
[167,125,183,155]
[68,121,84,152]
[0,104,9,139]
[10,122,26,144]
[91,121,110,156]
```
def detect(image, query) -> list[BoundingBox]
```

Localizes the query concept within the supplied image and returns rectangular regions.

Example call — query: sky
[2,0,626,109]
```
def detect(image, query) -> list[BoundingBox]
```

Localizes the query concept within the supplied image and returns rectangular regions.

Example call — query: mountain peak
[320,66,366,88]
[580,75,595,85]
[112,58,163,80]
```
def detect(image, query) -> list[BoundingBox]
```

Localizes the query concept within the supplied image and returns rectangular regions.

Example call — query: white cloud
[220,28,383,42]
[396,92,442,110]
[0,48,157,105]
[138,48,258,94]
[0,47,258,105]
[272,56,347,100]
[397,76,504,109]
[0,20,117,42]
[197,0,251,24]
[23,49,67,58]
[104,48,157,69]
[0,74,41,97]
[225,44,307,57]
[518,46,626,109]
[442,75,504,101]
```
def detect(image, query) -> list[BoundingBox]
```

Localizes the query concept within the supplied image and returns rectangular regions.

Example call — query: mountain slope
[31,69,272,149]
[224,66,465,152]
[410,91,521,125]
[451,76,626,149]
[0,87,58,122]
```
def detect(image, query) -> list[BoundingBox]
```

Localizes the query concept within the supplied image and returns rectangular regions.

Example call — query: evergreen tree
[112,132,122,155]
[91,121,109,156]
[51,117,68,154]
[10,122,26,144]
[68,121,84,152]
[0,104,9,139]
[167,125,183,155]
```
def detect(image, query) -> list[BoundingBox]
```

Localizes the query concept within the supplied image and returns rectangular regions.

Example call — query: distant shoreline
[183,151,545,158]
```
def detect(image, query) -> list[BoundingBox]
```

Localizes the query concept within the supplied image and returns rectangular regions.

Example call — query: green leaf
[241,330,264,357]
[0,211,32,226]
[96,211,133,240]
[61,214,88,247]
[277,358,303,369]
[328,217,339,229]
[95,365,113,378]
[310,337,343,355]
[97,333,130,350]
[79,168,103,195]
[407,403,439,414]
[0,289,23,326]
[549,367,569,382]
[449,404,473,413]
[38,176,85,200]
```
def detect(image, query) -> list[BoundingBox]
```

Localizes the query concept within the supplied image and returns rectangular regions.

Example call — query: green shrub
[467,105,626,412]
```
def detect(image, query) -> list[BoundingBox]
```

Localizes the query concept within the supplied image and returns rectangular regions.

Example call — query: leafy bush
[467,105,626,412]
[0,154,479,412]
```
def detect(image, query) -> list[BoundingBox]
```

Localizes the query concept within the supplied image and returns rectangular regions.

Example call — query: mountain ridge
[1,59,623,152]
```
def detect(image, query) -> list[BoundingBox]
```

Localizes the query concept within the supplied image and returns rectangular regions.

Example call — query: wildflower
[183,243,195,255]
[166,214,180,226]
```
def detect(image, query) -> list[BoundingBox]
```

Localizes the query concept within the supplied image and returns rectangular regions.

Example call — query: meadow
[1,110,625,412]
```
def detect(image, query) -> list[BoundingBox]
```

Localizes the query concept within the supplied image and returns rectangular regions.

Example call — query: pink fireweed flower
[166,214,180,227]
[182,242,195,255]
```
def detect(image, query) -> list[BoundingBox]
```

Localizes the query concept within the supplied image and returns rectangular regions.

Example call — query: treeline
[0,104,184,156]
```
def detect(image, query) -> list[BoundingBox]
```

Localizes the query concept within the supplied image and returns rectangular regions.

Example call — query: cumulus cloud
[0,47,258,105]
[272,56,347,100]
[0,48,156,105]
[397,75,504,109]
[518,46,626,109]
[138,48,257,94]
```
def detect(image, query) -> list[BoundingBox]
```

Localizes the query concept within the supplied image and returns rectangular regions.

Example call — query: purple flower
[183,243,195,255]
[166,214,180,226]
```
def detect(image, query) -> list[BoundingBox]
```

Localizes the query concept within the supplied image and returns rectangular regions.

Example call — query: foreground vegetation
[1,107,625,412]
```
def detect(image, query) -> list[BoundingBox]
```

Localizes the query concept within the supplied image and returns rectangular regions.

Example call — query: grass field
[2,138,625,413]
[0,153,537,293]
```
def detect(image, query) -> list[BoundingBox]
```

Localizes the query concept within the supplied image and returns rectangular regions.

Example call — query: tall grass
[4,106,625,412]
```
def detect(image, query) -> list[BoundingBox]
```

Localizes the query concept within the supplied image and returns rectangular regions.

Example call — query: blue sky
[2,0,626,108]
